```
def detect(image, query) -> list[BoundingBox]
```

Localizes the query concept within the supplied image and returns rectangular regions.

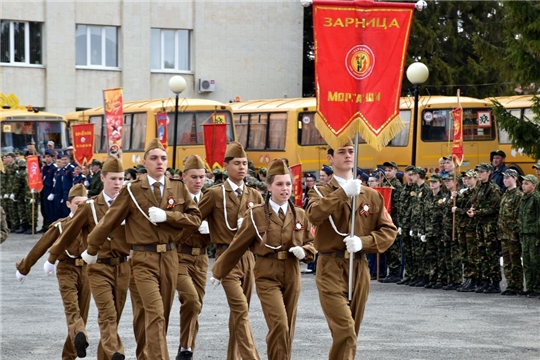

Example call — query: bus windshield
[1,119,67,154]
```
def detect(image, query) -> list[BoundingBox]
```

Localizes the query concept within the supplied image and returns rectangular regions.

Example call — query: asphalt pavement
[1,231,539,360]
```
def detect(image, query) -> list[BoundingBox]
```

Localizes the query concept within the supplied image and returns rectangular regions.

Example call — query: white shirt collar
[333,174,353,187]
[227,178,244,193]
[102,192,115,207]
[190,192,201,203]
[269,199,288,216]
[148,175,165,187]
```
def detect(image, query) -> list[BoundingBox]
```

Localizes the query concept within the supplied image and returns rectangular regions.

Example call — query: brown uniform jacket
[177,193,211,248]
[306,178,397,253]
[198,181,264,245]
[16,216,83,275]
[87,175,201,254]
[48,193,131,263]
[213,203,316,279]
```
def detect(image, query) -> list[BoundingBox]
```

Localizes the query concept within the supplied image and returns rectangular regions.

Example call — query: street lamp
[406,62,429,166]
[168,75,187,169]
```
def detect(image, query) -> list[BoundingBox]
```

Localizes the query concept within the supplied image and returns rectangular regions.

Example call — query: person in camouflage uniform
[516,175,540,297]
[468,163,502,294]
[13,158,33,234]
[409,167,431,287]
[422,174,445,288]
[3,153,20,231]
[497,169,523,295]
[441,174,462,290]
[396,165,418,285]
[380,161,403,283]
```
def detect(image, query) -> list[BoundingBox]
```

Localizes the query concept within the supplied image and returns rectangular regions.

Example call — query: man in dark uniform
[490,150,507,192]
[41,149,57,231]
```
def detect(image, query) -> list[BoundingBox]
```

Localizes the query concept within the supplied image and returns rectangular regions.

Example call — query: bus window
[90,115,107,152]
[421,108,495,142]
[248,114,267,150]
[123,113,147,151]
[298,112,325,145]
[268,113,287,149]
[389,109,411,146]
[498,109,520,144]
[167,111,234,146]
[1,117,67,154]
[235,114,248,148]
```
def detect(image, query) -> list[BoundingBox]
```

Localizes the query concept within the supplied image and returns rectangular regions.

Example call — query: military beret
[383,161,399,170]
[521,174,539,185]
[475,163,493,172]
[321,164,334,175]
[532,162,540,170]
[502,169,519,178]
[225,141,247,159]
[428,174,442,182]
[102,156,124,173]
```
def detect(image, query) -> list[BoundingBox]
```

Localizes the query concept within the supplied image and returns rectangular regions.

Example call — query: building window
[1,20,42,65]
[151,28,190,71]
[76,25,118,68]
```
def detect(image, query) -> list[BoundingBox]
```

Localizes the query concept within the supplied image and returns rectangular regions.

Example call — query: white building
[1,0,304,114]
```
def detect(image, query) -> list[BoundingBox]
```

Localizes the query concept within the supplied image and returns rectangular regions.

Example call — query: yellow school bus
[1,107,68,154]
[65,98,235,169]
[488,95,538,174]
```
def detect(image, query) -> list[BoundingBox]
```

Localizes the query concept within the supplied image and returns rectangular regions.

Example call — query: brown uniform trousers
[307,180,397,359]
[129,262,147,360]
[199,181,264,360]
[87,175,201,360]
[49,193,132,360]
[213,203,315,360]
[176,193,211,351]
[16,217,90,360]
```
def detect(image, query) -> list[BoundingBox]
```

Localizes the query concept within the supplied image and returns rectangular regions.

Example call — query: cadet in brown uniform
[175,155,211,360]
[306,142,397,360]
[16,184,90,359]
[212,159,316,360]
[84,139,201,360]
[198,141,264,360]
[49,157,130,360]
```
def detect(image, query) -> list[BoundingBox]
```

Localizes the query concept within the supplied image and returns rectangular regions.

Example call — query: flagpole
[349,132,360,301]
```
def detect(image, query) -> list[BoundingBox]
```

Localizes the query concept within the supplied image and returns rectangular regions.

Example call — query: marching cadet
[41,149,57,231]
[211,159,315,360]
[380,161,403,283]
[441,174,462,290]
[49,157,130,360]
[16,184,91,359]
[497,169,523,296]
[516,174,540,297]
[468,163,502,294]
[422,174,445,289]
[83,139,201,360]
[174,155,211,360]
[396,165,417,285]
[198,141,264,360]
[409,167,430,287]
[306,141,396,360]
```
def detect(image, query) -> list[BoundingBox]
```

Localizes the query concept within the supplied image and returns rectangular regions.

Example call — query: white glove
[409,230,414,237]
[29,198,35,204]
[31,189,37,194]
[198,220,210,234]
[9,194,15,201]
[420,235,426,242]
[47,194,54,201]
[237,217,244,229]
[343,235,363,253]
[3,194,7,199]
[16,270,26,283]
[148,207,167,223]
[129,249,134,258]
[81,250,97,264]
[83,180,89,187]
[43,261,56,277]
[289,246,306,260]
[210,276,221,289]
[342,179,362,197]
[398,227,402,235]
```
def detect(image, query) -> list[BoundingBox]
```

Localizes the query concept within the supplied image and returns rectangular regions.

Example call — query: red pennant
[203,123,227,169]
[290,164,303,207]
[26,155,43,192]
[72,123,95,165]
[103,88,123,157]
[451,107,464,166]
[156,112,168,149]
[373,186,392,213]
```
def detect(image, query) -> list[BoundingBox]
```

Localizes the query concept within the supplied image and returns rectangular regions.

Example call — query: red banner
[72,123,95,165]
[313,0,414,150]
[373,186,392,212]
[103,88,123,157]
[156,111,168,149]
[290,164,303,207]
[203,123,227,169]
[26,155,43,192]
[451,107,464,166]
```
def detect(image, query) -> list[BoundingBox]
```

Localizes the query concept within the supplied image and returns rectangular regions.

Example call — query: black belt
[320,251,363,259]
[261,251,295,260]
[65,257,85,266]
[132,243,177,253]
[178,246,207,256]
[96,256,128,266]
[216,244,229,250]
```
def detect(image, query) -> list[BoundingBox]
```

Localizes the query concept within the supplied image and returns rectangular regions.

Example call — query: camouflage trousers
[385,235,402,276]
[4,198,20,229]
[476,221,502,283]
[442,237,462,285]
[424,236,440,283]
[16,195,38,229]
[458,226,477,278]
[401,231,414,279]
[521,234,540,293]
[501,235,523,292]
[411,235,426,280]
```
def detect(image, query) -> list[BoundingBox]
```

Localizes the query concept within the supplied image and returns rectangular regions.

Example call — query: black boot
[408,277,419,286]
[484,282,501,294]
[382,272,401,283]
[74,331,88,358]
[456,278,471,291]
[475,281,490,293]
[176,350,193,360]
[415,276,428,287]
[458,278,477,292]
[111,352,125,360]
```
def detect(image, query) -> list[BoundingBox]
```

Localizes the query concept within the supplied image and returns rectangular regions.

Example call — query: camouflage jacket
[4,163,17,195]
[410,182,430,235]
[517,192,540,237]
[397,183,417,230]
[453,187,477,230]
[471,180,501,224]
[498,187,522,237]
[383,177,402,223]
[424,190,445,237]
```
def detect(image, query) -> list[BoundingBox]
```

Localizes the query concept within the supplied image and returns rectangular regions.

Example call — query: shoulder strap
[312,184,348,237]
[126,183,157,226]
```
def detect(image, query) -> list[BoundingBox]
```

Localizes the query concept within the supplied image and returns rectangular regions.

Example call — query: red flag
[156,112,168,149]
[290,164,303,207]
[313,0,414,150]
[203,123,227,169]
[451,107,464,166]
[103,88,123,157]
[26,155,43,192]
[72,123,95,165]
[373,187,392,212]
